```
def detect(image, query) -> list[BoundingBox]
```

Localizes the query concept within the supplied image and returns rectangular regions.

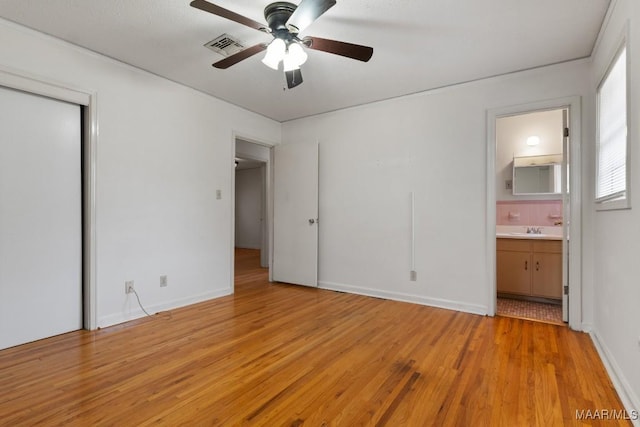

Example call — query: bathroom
[495,108,568,324]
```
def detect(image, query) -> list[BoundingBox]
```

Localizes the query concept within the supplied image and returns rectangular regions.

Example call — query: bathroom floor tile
[497,297,563,325]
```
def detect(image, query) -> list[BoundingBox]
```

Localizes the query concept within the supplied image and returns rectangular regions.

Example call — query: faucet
[526,227,543,234]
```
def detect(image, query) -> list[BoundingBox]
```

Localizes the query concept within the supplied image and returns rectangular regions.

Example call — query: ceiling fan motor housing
[264,2,297,39]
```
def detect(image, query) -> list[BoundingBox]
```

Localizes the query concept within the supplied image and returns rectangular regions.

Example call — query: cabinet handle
[524,261,528,270]
[536,261,540,271]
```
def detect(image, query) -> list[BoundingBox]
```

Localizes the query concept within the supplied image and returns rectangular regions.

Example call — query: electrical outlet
[160,275,168,287]
[410,270,417,281]
[125,280,134,294]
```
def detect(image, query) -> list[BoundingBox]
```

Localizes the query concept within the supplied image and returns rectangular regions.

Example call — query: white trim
[231,137,236,292]
[83,94,99,331]
[486,96,583,330]
[486,112,497,316]
[0,17,279,123]
[0,64,90,105]
[581,322,594,333]
[318,281,488,316]
[0,66,98,331]
[98,288,232,328]
[280,58,592,124]
[591,0,619,59]
[590,330,640,426]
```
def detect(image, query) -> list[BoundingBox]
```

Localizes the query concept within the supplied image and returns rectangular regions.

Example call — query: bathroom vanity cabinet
[496,238,562,299]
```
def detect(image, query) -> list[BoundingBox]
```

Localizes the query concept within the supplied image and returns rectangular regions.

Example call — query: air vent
[204,34,245,57]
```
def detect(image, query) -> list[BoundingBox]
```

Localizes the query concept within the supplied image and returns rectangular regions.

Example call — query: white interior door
[561,109,569,323]
[0,86,82,350]
[273,142,318,287]
[260,164,269,268]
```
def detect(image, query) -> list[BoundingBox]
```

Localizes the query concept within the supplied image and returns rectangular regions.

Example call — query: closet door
[0,86,82,350]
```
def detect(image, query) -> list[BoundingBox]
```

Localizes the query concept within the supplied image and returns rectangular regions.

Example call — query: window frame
[595,37,631,211]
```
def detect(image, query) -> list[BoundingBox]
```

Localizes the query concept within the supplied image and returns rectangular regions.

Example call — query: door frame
[0,65,98,330]
[231,134,275,289]
[486,96,582,330]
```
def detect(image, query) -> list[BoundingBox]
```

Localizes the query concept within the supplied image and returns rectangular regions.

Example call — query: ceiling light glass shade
[288,43,308,66]
[283,51,300,72]
[526,136,540,146]
[261,38,286,70]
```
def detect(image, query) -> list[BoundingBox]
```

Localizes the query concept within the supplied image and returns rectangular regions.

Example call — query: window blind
[596,48,627,202]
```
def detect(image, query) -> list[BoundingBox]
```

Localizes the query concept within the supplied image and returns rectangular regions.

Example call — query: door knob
[308,218,315,225]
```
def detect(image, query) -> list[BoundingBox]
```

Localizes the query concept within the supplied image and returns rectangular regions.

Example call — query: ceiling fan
[190,0,374,89]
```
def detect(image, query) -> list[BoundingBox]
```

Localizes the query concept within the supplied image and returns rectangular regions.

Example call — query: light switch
[216,189,222,200]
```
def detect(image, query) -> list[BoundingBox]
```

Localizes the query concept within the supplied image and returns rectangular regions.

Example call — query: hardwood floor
[0,248,629,426]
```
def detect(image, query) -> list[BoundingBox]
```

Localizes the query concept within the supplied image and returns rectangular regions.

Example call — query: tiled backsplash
[496,200,562,226]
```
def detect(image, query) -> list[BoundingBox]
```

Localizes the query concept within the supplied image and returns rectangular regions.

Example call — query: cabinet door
[497,251,531,295]
[532,252,562,299]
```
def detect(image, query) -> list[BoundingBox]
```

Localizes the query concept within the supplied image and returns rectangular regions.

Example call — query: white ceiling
[0,0,609,122]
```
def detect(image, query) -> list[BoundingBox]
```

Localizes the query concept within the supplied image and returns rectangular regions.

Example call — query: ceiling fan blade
[303,36,373,62]
[212,43,267,69]
[285,69,304,89]
[286,0,336,34]
[190,0,267,32]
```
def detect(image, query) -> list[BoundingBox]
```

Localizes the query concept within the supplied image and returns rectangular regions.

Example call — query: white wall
[496,109,564,200]
[282,59,591,317]
[235,167,263,249]
[0,18,280,327]
[589,0,640,417]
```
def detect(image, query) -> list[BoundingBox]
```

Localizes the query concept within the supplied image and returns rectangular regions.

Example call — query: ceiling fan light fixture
[288,42,308,66]
[191,0,374,88]
[283,52,299,72]
[261,38,286,70]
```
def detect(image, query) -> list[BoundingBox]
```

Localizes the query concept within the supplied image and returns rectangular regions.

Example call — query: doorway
[487,97,582,329]
[494,108,568,324]
[233,138,272,288]
[234,139,319,289]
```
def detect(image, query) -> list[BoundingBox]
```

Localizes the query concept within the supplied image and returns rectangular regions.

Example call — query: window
[596,45,628,208]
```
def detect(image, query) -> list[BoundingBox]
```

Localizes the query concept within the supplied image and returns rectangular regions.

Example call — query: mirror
[513,154,562,195]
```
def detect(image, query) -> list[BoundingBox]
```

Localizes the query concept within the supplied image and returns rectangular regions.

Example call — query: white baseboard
[318,280,488,316]
[590,330,640,426]
[98,287,232,328]
[581,322,594,333]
